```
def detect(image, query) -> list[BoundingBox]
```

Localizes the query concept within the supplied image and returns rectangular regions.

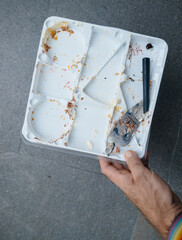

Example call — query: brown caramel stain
[43,43,51,52]
[61,26,74,36]
[34,137,40,140]
[51,30,56,38]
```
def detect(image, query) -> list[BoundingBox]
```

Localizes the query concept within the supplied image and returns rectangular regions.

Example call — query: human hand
[99,151,182,239]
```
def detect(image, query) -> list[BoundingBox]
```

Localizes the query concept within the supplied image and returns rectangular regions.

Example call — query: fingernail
[125,150,133,159]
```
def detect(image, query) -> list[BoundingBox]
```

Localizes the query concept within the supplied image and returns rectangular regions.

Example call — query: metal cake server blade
[105,100,144,156]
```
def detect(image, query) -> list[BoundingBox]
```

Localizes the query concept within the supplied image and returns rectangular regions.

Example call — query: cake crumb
[93,129,98,135]
[117,99,121,104]
[51,29,56,39]
[34,137,40,141]
[114,106,122,112]
[77,22,83,26]
[116,146,120,153]
[87,140,93,150]
[43,43,51,52]
[53,56,57,61]
[67,101,74,109]
[146,43,153,49]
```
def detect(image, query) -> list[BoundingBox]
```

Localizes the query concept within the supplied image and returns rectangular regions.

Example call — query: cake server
[105,58,150,156]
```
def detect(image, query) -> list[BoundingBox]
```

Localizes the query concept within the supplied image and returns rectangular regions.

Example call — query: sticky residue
[42,21,74,53]
[61,25,74,36]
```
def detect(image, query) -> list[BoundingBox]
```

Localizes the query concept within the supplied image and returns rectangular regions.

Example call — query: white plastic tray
[22,16,168,162]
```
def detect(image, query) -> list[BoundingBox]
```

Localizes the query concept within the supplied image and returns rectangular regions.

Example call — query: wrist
[158,203,182,239]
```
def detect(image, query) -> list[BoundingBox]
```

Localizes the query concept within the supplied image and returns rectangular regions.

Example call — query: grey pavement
[0,0,182,239]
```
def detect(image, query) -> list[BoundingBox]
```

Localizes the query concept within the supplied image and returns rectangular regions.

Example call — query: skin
[99,150,182,239]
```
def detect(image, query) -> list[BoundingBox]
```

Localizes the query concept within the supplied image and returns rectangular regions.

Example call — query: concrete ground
[0,0,182,239]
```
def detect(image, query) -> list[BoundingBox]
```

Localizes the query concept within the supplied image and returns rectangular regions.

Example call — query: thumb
[125,150,145,179]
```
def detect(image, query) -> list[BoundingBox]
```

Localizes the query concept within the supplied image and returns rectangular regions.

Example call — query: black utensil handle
[142,58,150,113]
